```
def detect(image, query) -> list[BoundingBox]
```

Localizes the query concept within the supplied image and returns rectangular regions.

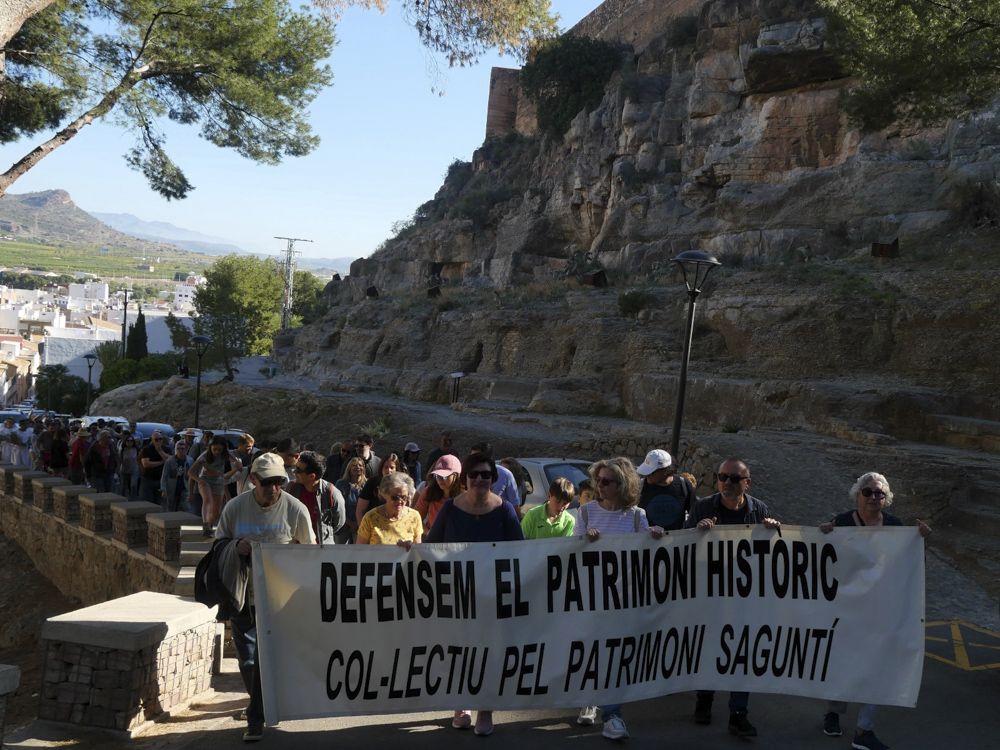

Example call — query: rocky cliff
[281,0,1000,450]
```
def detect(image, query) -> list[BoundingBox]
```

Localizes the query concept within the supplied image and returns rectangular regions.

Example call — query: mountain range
[0,190,356,274]
[89,211,355,274]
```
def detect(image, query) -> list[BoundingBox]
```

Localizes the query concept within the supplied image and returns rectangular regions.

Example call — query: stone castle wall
[483,0,708,140]
[570,0,706,52]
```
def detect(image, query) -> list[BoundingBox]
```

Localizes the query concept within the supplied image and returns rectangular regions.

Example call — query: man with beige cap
[216,452,315,742]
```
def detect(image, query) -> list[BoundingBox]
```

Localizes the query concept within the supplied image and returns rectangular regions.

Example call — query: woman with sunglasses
[356,472,422,546]
[423,451,523,737]
[817,472,930,750]
[576,456,664,740]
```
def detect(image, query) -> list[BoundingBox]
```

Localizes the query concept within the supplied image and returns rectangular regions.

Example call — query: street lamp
[83,353,97,416]
[670,250,721,460]
[191,335,212,428]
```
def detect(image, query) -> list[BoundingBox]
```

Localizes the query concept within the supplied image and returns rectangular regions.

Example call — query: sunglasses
[717,473,749,484]
[597,477,619,487]
[860,487,886,498]
[388,493,409,503]
[467,470,493,480]
[259,477,286,487]
[293,467,310,475]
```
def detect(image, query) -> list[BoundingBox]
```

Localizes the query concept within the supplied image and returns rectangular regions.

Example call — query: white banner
[252,526,925,724]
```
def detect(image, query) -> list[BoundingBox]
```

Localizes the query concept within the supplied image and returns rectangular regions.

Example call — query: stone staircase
[174,527,212,598]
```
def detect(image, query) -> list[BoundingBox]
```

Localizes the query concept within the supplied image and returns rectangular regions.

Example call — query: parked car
[80,416,130,431]
[178,427,249,451]
[0,410,26,423]
[505,457,594,511]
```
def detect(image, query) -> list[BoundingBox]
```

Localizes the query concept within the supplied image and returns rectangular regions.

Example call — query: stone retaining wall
[0,495,178,606]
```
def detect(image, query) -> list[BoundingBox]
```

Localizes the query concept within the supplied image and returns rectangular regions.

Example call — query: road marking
[925,620,1000,671]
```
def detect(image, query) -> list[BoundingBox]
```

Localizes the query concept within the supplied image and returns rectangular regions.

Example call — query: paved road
[9,629,999,750]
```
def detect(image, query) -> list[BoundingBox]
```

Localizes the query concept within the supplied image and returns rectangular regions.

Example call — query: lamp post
[670,250,721,460]
[83,353,97,416]
[191,335,212,428]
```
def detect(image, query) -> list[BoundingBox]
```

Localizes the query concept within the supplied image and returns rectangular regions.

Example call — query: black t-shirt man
[639,475,695,530]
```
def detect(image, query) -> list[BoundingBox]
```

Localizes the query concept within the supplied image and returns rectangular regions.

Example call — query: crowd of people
[0,415,929,749]
[194,430,929,750]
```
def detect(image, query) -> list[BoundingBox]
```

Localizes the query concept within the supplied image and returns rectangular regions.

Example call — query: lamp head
[671,250,721,295]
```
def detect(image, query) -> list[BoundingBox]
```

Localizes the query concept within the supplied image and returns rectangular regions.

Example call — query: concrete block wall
[39,592,217,734]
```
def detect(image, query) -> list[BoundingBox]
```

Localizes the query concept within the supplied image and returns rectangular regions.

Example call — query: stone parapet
[13,470,49,504]
[0,663,21,742]
[111,501,161,549]
[0,494,179,605]
[79,493,123,535]
[52,484,91,524]
[39,592,217,734]
[147,512,203,563]
[0,463,19,494]
[31,477,73,513]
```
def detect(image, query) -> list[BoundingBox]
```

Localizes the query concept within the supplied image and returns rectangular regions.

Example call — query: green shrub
[521,36,623,137]
[618,290,654,317]
[452,187,518,228]
[99,353,177,391]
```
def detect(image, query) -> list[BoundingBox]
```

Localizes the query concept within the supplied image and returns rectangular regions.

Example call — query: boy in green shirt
[521,477,576,539]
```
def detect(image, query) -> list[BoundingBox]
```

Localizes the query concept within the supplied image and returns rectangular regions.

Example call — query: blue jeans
[697,690,749,712]
[231,608,263,726]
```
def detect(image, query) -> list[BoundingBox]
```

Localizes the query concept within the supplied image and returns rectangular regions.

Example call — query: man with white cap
[636,449,695,531]
[216,452,315,742]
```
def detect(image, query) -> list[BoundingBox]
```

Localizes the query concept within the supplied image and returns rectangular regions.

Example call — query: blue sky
[0,1,599,260]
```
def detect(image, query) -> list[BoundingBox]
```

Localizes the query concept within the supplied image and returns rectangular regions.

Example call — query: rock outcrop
[280,0,1000,462]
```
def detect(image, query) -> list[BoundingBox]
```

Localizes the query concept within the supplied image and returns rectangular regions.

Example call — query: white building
[67,282,110,303]
[173,275,204,310]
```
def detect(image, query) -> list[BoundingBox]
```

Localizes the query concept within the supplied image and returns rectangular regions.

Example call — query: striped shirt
[578,503,649,535]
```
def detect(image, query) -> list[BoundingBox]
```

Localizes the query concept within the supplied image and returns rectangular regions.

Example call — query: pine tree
[125,310,149,361]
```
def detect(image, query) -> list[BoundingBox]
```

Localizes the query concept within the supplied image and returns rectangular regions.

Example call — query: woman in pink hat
[413,454,461,532]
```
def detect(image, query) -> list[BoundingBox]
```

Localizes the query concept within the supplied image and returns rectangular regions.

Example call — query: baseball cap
[405,441,420,452]
[429,454,461,477]
[252,453,287,480]
[636,449,673,477]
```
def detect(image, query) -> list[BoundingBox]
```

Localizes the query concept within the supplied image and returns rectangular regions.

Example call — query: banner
[253,526,925,723]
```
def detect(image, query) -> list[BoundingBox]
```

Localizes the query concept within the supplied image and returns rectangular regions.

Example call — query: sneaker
[728,711,757,738]
[601,715,629,741]
[577,706,599,726]
[823,712,842,737]
[242,723,264,742]
[852,730,890,750]
[473,711,494,737]
[694,694,713,725]
[452,710,473,730]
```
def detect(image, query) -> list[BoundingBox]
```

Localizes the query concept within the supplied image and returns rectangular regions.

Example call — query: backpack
[194,537,239,621]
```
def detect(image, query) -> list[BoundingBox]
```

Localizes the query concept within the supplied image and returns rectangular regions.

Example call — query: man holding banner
[216,452,316,743]
[686,457,781,739]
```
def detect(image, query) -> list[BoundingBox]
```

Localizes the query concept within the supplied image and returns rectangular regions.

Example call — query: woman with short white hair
[818,472,930,750]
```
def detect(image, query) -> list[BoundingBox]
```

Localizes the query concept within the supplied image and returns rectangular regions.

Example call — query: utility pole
[274,236,312,329]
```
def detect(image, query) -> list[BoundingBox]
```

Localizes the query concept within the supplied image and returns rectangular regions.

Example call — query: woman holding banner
[356,472,423,546]
[424,451,524,737]
[818,471,930,750]
[577,456,664,741]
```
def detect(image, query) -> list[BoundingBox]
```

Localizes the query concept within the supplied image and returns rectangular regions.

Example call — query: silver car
[505,457,594,511]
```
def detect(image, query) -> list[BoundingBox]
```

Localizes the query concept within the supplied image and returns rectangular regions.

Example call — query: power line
[274,236,312,329]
